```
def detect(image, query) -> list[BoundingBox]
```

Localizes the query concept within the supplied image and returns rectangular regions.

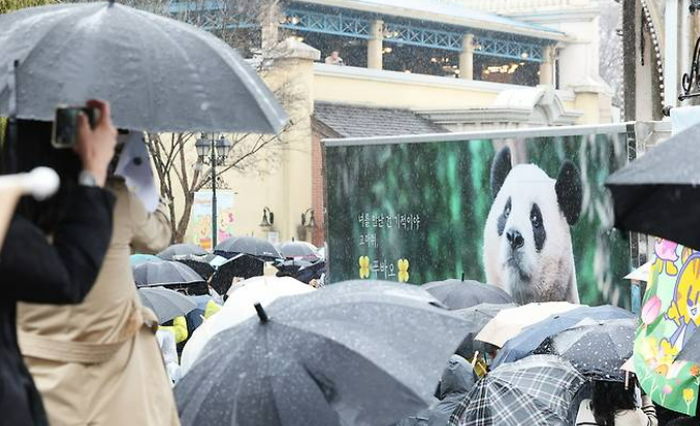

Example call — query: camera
[51,105,99,149]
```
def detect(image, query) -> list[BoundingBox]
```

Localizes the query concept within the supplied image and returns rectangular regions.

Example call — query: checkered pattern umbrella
[448,355,586,426]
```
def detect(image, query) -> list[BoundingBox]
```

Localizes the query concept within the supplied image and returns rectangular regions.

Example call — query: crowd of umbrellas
[134,257,640,426]
[5,0,700,424]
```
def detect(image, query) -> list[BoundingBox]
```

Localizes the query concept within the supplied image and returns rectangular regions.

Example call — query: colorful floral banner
[634,239,700,415]
[185,190,236,250]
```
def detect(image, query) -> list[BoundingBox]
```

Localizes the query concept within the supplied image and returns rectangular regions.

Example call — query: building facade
[168,0,614,246]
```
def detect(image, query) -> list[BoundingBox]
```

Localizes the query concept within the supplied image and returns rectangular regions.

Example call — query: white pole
[664,0,679,107]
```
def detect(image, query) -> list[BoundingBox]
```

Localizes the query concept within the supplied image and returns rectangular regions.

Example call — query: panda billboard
[323,123,635,307]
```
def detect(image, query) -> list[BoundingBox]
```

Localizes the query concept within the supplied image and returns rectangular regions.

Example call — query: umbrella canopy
[214,236,282,261]
[176,281,476,426]
[475,302,579,348]
[605,124,700,250]
[158,244,208,261]
[277,241,320,260]
[294,259,326,284]
[173,256,216,281]
[138,286,197,324]
[209,253,265,294]
[333,280,445,308]
[451,303,516,359]
[534,318,637,381]
[422,279,513,310]
[493,305,635,367]
[133,260,204,288]
[677,331,700,364]
[180,276,313,375]
[130,253,161,267]
[0,2,287,133]
[448,355,586,426]
[274,257,313,276]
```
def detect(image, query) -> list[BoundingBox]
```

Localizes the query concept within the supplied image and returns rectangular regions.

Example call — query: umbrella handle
[254,303,269,323]
[471,351,479,367]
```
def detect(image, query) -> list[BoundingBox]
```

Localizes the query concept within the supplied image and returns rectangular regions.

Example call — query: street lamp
[260,207,274,229]
[300,208,316,241]
[301,208,316,229]
[195,133,232,249]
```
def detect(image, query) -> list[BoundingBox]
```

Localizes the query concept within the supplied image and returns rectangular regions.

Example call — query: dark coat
[0,186,114,426]
[428,355,476,425]
[396,355,476,426]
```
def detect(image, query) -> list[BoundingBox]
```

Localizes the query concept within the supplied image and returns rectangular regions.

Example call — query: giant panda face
[492,166,566,288]
[483,147,582,304]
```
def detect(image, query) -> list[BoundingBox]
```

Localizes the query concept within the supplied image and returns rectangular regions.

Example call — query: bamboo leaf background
[325,131,631,308]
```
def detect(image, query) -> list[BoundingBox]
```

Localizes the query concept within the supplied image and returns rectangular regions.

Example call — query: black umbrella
[274,258,326,284]
[534,318,637,381]
[452,303,516,359]
[422,279,513,310]
[335,280,445,308]
[174,257,216,281]
[0,2,287,133]
[295,260,326,284]
[214,236,282,261]
[677,330,700,364]
[175,281,472,426]
[138,286,197,324]
[209,253,264,295]
[448,355,586,426]
[277,241,320,260]
[158,244,208,261]
[606,124,700,250]
[133,260,204,288]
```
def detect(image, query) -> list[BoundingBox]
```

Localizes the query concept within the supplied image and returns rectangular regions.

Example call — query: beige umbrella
[475,301,580,348]
[0,167,58,244]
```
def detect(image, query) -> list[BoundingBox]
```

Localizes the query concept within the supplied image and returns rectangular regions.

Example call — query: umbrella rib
[127,7,210,129]
[5,7,83,75]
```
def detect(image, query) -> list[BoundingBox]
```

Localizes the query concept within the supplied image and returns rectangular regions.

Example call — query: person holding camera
[0,100,117,426]
[16,126,179,425]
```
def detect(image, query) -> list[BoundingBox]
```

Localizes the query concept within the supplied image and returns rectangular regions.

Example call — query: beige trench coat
[17,180,180,426]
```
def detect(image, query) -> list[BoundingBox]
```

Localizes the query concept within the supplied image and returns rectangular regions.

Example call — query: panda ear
[490,147,512,198]
[555,161,582,226]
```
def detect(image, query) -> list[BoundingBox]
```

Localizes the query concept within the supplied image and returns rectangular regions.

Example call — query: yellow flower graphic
[660,339,680,365]
[358,256,370,279]
[397,259,410,283]
[683,388,695,404]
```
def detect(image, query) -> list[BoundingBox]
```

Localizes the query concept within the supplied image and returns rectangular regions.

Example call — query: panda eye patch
[530,204,542,228]
[496,197,511,236]
[530,203,546,252]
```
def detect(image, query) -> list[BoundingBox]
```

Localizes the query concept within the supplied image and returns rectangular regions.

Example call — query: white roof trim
[295,0,570,42]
